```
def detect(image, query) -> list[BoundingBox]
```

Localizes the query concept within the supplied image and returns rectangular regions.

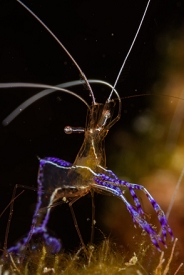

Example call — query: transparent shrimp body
[74,102,115,171]
[6,97,173,257]
[7,101,116,256]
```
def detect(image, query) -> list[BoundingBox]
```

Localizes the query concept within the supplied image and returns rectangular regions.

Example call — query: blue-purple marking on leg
[7,157,72,256]
[94,177,163,250]
[97,173,173,240]
[94,173,173,250]
[128,183,174,241]
[97,173,145,215]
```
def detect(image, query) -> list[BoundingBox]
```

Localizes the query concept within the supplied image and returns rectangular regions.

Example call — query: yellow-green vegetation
[0,238,182,275]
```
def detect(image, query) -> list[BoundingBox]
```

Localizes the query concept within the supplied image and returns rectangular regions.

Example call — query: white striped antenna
[16,0,96,105]
[108,0,151,101]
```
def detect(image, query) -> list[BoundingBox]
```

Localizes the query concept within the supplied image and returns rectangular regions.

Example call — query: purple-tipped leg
[6,157,72,257]
[94,173,173,250]
[8,226,61,256]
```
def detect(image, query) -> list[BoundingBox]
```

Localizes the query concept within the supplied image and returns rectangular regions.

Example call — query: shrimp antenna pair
[2,0,151,124]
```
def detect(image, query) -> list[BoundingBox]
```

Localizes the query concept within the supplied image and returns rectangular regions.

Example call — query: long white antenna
[108,0,151,101]
[1,80,120,125]
[16,0,96,104]
[1,83,90,125]
[166,168,184,219]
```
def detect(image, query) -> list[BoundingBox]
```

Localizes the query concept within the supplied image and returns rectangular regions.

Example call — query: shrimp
[0,0,181,261]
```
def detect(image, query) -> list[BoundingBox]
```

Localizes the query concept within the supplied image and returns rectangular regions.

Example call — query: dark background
[0,0,183,254]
